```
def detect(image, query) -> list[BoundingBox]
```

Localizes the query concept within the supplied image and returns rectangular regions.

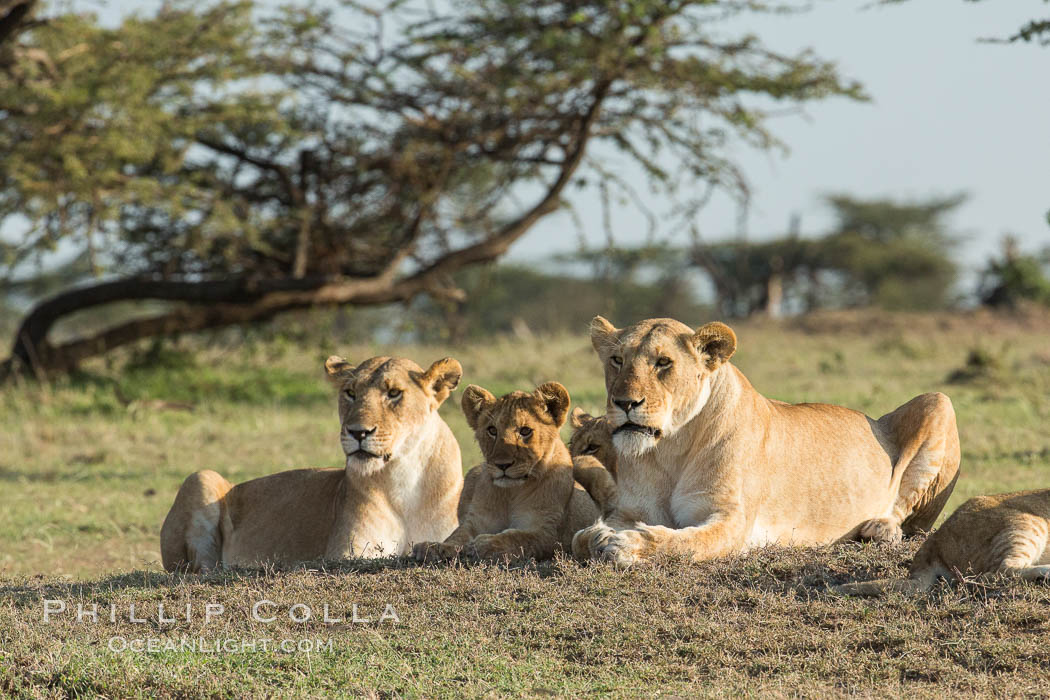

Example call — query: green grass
[1,309,1049,696]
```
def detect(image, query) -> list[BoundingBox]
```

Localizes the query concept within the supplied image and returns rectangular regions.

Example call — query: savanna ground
[1,309,1049,696]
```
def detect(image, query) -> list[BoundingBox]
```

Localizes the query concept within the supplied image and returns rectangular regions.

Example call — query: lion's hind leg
[160,470,232,572]
[832,575,936,597]
[834,539,949,597]
[988,515,1050,583]
[880,392,961,537]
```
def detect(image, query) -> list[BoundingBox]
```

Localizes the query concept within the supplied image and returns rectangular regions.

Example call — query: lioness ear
[461,384,496,430]
[324,355,354,385]
[691,322,737,369]
[589,316,619,355]
[535,381,571,427]
[570,406,589,430]
[421,357,462,406]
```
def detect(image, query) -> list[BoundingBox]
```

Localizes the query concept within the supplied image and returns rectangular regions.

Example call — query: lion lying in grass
[835,489,1050,595]
[161,355,464,571]
[574,316,961,567]
[413,382,599,562]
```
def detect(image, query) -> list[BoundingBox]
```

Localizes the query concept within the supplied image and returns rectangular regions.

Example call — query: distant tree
[815,194,962,310]
[0,0,863,378]
[979,236,1050,307]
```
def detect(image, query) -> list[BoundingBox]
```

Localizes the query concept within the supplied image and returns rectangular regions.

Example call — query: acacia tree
[0,0,862,377]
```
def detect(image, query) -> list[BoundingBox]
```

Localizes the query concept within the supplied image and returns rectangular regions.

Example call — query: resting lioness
[573,316,961,567]
[413,382,599,562]
[835,489,1050,596]
[160,355,464,571]
[568,407,618,516]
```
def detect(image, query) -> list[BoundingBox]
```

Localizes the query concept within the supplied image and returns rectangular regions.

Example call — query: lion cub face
[589,316,736,457]
[325,355,462,475]
[568,407,617,476]
[461,382,571,488]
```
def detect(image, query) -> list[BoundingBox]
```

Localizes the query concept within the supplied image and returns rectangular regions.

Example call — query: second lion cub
[413,382,599,562]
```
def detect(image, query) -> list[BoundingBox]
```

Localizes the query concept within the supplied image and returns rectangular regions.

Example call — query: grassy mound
[3,545,1049,696]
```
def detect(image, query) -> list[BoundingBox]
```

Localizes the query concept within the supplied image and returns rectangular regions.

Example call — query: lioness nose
[347,427,376,442]
[492,460,513,472]
[613,398,645,414]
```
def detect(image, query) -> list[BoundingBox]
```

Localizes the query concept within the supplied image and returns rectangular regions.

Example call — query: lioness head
[461,382,571,488]
[325,355,462,475]
[590,316,736,457]
[568,407,617,476]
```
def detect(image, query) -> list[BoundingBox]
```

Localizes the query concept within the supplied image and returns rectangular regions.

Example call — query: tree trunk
[2,275,417,378]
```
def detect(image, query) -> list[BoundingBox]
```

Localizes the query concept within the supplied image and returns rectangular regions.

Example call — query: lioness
[413,382,599,562]
[835,489,1050,596]
[161,356,464,571]
[568,407,618,516]
[573,316,960,567]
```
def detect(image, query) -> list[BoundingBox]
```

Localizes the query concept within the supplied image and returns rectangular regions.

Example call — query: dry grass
[1,309,1049,695]
[2,546,1050,697]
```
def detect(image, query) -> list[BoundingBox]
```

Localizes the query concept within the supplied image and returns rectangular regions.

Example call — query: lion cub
[835,489,1050,596]
[413,382,600,562]
[568,407,618,517]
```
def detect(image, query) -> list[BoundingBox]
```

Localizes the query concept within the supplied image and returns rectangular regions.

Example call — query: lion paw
[573,522,616,560]
[412,541,459,563]
[464,533,507,560]
[595,529,651,569]
[858,518,903,544]
[574,523,660,567]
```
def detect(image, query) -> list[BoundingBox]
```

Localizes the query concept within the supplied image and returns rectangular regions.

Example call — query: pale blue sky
[523,0,1050,274]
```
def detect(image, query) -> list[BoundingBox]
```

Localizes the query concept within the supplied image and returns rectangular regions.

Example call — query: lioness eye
[343,389,355,401]
[656,357,672,368]
[486,426,497,437]
[387,388,402,399]
[611,356,623,367]
[519,426,533,438]
[583,443,599,455]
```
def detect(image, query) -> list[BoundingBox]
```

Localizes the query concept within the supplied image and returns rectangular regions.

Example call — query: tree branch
[403,79,612,288]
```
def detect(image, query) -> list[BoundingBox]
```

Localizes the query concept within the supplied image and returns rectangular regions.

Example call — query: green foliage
[0,2,279,276]
[979,238,1050,307]
[0,0,862,293]
[817,194,961,310]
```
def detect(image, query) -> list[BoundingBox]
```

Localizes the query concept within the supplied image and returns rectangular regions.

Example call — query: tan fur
[160,356,464,571]
[836,489,1050,596]
[413,382,599,562]
[569,407,618,516]
[573,316,961,567]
